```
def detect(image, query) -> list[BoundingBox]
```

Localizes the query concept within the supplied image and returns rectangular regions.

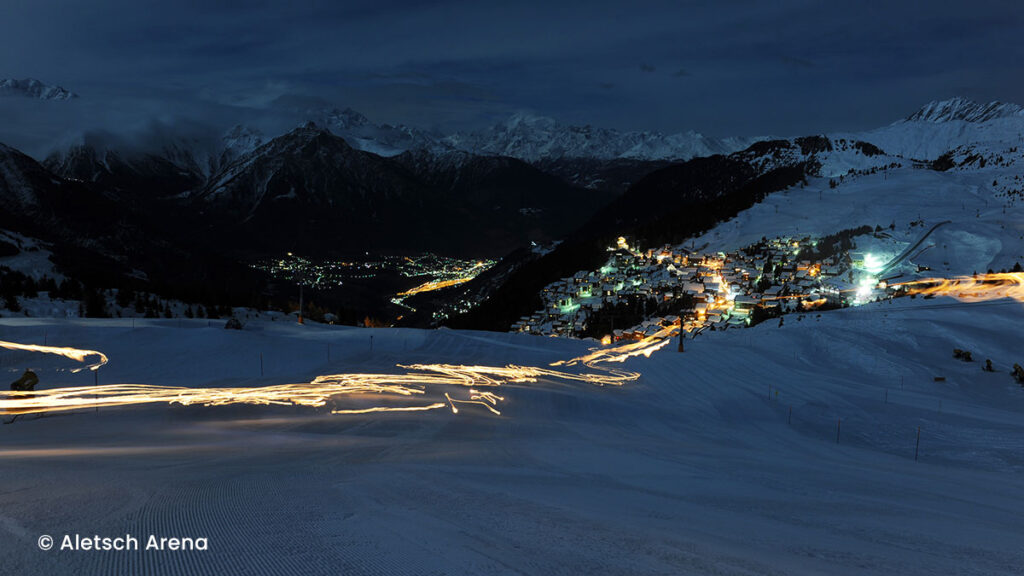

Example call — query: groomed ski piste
[2,159,1024,575]
[2,299,1024,575]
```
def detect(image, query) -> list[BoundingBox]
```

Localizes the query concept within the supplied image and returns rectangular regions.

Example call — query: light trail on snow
[0,341,108,372]
[553,328,675,368]
[751,273,1024,309]
[892,272,1024,304]
[0,329,674,417]
[332,403,447,415]
[6,273,1014,418]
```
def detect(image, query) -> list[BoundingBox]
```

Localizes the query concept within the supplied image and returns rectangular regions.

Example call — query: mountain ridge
[0,78,78,101]
[904,97,1024,123]
[443,111,761,162]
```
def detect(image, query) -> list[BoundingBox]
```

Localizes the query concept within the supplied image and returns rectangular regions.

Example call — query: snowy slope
[0,143,47,210]
[0,230,62,281]
[688,153,1024,276]
[846,98,1024,161]
[0,305,1023,575]
[655,100,1024,276]
[733,135,898,178]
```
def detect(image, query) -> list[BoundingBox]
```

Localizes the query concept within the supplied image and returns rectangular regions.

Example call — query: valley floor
[1,299,1023,575]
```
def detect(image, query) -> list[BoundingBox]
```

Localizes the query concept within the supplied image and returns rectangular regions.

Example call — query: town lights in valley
[396,277,474,297]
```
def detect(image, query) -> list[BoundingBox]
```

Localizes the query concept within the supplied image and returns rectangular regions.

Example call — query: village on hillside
[511,227,893,342]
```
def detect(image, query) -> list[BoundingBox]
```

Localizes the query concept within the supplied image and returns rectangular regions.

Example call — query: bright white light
[855,275,877,303]
[856,285,873,302]
[863,253,884,274]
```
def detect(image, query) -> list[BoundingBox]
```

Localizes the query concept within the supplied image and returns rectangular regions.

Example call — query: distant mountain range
[243,97,1024,165]
[15,76,1023,187]
[26,120,615,258]
[0,78,78,101]
[265,100,761,164]
[190,123,608,256]
[445,112,759,162]
[5,80,1021,165]
[13,94,1024,259]
[2,87,1024,326]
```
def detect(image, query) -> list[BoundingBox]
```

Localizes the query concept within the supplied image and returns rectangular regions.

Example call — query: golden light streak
[761,294,813,301]
[469,389,504,405]
[892,272,1024,303]
[445,392,501,415]
[0,325,681,418]
[332,403,447,415]
[554,328,675,368]
[801,298,827,309]
[396,277,474,297]
[0,341,108,372]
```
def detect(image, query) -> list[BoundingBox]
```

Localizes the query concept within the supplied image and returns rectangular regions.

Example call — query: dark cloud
[0,0,1021,155]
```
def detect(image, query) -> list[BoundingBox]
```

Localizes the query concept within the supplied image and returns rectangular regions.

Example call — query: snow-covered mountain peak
[845,98,1024,161]
[904,97,1024,123]
[295,108,451,157]
[322,107,371,130]
[445,113,759,162]
[288,121,337,142]
[222,125,264,153]
[499,112,559,132]
[0,78,78,101]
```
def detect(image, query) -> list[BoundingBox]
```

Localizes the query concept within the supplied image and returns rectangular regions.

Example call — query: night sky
[1,0,1021,154]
